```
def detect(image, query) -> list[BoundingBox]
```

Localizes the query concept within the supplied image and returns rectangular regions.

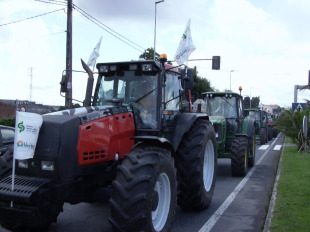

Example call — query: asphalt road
[1,133,285,232]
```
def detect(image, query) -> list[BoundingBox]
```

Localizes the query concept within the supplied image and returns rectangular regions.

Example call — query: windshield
[205,96,237,118]
[248,111,260,120]
[94,70,158,129]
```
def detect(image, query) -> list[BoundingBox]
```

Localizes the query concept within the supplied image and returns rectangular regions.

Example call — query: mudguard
[172,112,209,151]
[242,116,256,137]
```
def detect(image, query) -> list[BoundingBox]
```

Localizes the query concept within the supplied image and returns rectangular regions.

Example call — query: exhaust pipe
[81,59,94,107]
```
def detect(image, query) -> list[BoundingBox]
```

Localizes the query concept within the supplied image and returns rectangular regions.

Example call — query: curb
[263,134,286,232]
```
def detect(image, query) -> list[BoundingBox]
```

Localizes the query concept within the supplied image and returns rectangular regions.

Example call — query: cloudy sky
[1,0,310,108]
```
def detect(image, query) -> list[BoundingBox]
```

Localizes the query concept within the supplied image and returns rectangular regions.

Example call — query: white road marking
[198,137,280,232]
[274,145,282,151]
[259,145,269,150]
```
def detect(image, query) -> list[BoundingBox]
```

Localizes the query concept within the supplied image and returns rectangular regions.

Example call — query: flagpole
[10,157,15,207]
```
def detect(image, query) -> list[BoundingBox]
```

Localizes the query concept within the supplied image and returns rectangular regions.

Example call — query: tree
[138,49,214,98]
[251,97,260,108]
[139,48,160,61]
[191,67,214,99]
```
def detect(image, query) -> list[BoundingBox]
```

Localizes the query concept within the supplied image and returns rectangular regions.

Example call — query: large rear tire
[109,145,177,232]
[260,128,266,145]
[176,119,217,211]
[231,137,248,176]
[268,126,273,141]
[248,130,256,167]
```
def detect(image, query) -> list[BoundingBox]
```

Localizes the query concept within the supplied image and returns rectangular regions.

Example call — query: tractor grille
[83,150,105,161]
[0,175,51,202]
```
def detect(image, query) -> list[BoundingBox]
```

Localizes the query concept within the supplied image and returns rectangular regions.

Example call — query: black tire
[109,145,177,232]
[231,137,248,176]
[268,127,272,141]
[260,128,266,145]
[176,119,217,211]
[248,130,256,168]
[0,201,63,232]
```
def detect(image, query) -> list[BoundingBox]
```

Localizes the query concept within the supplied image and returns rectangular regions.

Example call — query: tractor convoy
[0,51,276,231]
[0,55,219,232]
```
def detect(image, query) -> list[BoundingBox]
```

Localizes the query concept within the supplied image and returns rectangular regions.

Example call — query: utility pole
[65,0,73,108]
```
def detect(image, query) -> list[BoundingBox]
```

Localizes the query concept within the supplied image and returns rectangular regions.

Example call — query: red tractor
[0,55,218,232]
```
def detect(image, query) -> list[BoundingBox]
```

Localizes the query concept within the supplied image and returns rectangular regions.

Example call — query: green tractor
[244,108,269,145]
[194,92,256,177]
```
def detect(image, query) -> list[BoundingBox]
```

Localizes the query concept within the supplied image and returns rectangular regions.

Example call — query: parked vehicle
[0,125,14,178]
[0,55,219,232]
[244,108,269,145]
[194,92,256,176]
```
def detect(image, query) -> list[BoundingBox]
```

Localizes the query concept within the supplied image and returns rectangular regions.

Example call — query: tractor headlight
[142,64,153,71]
[41,161,54,171]
[99,65,109,73]
[18,160,28,169]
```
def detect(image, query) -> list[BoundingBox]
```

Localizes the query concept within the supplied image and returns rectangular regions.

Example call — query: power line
[34,0,67,7]
[34,0,146,53]
[73,4,146,52]
[0,8,65,27]
[74,8,145,53]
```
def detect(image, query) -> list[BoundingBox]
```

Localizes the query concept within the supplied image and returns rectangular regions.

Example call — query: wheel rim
[203,140,215,192]
[152,173,171,232]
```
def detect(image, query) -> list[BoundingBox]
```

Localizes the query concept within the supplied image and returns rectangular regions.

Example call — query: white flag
[174,19,196,65]
[13,111,43,160]
[87,36,102,67]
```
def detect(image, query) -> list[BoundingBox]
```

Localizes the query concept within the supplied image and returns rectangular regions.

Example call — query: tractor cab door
[163,71,183,124]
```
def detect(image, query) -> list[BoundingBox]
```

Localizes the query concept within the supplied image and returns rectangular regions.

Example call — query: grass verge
[270,137,310,231]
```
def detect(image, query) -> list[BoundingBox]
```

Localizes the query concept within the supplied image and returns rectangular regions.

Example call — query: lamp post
[230,70,235,91]
[154,0,164,61]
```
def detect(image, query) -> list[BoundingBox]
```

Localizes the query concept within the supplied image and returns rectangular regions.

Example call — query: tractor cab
[203,92,244,136]
[93,56,192,140]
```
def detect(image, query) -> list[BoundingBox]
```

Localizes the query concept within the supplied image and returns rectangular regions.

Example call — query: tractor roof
[202,92,241,98]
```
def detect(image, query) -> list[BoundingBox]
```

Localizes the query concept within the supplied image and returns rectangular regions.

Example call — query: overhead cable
[0,8,65,27]
[73,4,146,53]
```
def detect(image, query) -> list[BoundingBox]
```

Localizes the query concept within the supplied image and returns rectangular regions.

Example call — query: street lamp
[230,70,235,91]
[154,0,164,61]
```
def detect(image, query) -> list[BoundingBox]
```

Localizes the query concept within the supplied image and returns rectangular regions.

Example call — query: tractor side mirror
[60,74,68,93]
[212,56,221,70]
[181,68,194,91]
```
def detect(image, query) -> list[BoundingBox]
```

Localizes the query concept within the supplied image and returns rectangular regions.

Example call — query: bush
[274,109,309,150]
[0,117,15,127]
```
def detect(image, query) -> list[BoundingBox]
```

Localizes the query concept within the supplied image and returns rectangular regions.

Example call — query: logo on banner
[18,121,25,133]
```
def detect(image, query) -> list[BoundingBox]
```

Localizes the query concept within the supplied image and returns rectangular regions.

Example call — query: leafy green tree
[139,48,160,61]
[138,50,214,99]
[251,97,260,108]
[0,117,15,127]
[191,67,214,99]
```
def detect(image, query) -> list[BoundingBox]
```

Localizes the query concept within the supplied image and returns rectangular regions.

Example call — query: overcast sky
[1,0,310,108]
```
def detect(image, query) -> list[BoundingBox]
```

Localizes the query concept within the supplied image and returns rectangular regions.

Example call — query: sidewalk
[209,133,285,232]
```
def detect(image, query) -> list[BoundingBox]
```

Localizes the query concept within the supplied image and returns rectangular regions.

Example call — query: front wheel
[176,119,217,211]
[231,137,248,176]
[109,145,177,232]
